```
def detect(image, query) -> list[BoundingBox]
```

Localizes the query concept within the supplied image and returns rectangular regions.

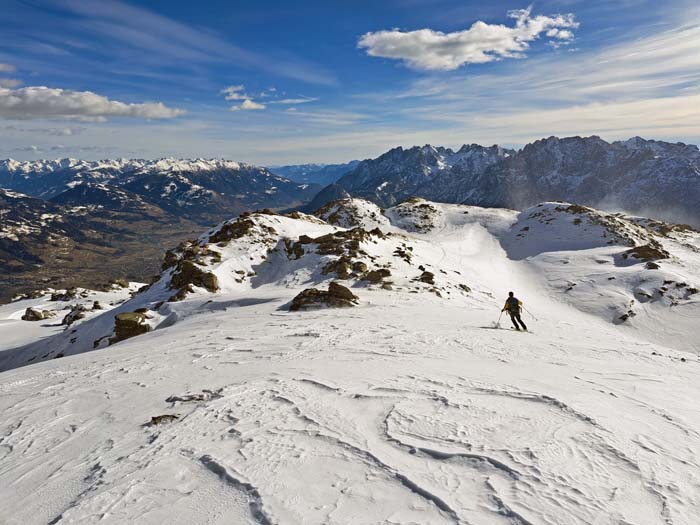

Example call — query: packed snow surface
[1,199,699,524]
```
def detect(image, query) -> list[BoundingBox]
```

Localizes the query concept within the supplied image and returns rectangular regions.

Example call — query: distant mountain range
[1,136,698,299]
[0,158,319,299]
[267,161,360,186]
[326,136,700,226]
[0,158,319,224]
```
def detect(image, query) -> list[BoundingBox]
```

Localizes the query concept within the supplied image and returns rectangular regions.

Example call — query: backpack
[507,297,520,312]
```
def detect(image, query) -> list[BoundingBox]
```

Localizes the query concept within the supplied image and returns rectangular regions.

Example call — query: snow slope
[0,283,144,353]
[1,199,699,524]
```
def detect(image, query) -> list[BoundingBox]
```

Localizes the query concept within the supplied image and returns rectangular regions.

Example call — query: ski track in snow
[0,201,699,524]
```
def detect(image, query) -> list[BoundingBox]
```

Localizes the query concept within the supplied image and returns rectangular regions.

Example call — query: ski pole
[494,310,503,327]
[523,306,538,321]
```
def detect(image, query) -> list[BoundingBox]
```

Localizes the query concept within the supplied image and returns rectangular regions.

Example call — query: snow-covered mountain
[1,197,698,523]
[0,158,322,298]
[330,136,700,225]
[335,144,513,206]
[268,160,360,186]
[0,157,320,223]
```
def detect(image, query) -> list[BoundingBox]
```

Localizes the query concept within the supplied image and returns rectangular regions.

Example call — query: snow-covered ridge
[3,197,698,371]
[0,157,265,177]
[330,135,700,226]
[1,198,700,523]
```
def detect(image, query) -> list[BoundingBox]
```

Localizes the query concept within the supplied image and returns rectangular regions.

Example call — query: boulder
[417,271,435,284]
[328,281,358,301]
[298,234,315,244]
[208,218,276,244]
[285,239,305,260]
[21,307,54,321]
[62,305,87,326]
[149,414,179,425]
[362,268,391,283]
[622,243,669,262]
[352,261,368,273]
[322,257,352,279]
[289,282,359,311]
[50,288,78,301]
[113,311,151,343]
[109,278,129,289]
[170,260,219,293]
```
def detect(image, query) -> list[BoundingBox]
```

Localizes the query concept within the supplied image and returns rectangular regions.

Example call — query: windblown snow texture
[1,198,699,524]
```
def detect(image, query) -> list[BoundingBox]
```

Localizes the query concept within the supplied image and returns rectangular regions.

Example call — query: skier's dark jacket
[502,297,522,313]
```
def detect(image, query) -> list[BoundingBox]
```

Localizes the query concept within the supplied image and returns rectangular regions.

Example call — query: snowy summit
[1,198,699,523]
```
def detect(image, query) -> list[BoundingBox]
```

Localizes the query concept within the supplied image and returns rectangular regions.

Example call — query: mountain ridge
[329,135,700,226]
[0,158,320,300]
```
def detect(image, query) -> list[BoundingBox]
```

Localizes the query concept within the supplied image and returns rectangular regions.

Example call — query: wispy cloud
[42,0,337,85]
[220,85,267,111]
[284,108,368,126]
[221,85,248,101]
[0,86,185,121]
[268,97,318,105]
[0,79,22,88]
[3,124,87,136]
[230,99,266,111]
[333,18,700,158]
[10,143,116,154]
[358,7,578,71]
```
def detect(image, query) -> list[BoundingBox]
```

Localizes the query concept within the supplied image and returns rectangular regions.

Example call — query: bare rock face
[417,271,436,284]
[112,311,151,343]
[170,260,219,293]
[362,268,391,284]
[21,307,54,321]
[322,256,353,279]
[622,243,670,263]
[289,282,359,311]
[50,288,78,302]
[62,305,87,326]
[149,414,179,426]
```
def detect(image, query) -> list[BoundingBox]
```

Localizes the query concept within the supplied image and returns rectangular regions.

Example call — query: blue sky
[0,0,698,164]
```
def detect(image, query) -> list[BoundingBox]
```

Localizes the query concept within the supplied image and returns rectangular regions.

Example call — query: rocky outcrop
[362,269,391,284]
[289,282,359,311]
[622,243,670,263]
[50,288,79,301]
[21,307,54,321]
[416,271,435,284]
[318,136,700,226]
[112,311,151,343]
[170,260,219,293]
[62,305,87,326]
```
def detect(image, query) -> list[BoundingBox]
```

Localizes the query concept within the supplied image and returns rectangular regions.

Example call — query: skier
[502,291,527,331]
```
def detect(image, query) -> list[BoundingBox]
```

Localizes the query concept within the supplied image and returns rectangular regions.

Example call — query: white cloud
[357,7,578,71]
[0,63,16,73]
[0,79,22,88]
[221,85,247,100]
[221,85,267,111]
[230,99,266,111]
[0,86,185,120]
[4,125,87,136]
[284,108,368,126]
[268,97,318,105]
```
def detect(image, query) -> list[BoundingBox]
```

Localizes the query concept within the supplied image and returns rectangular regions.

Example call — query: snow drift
[1,198,699,524]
